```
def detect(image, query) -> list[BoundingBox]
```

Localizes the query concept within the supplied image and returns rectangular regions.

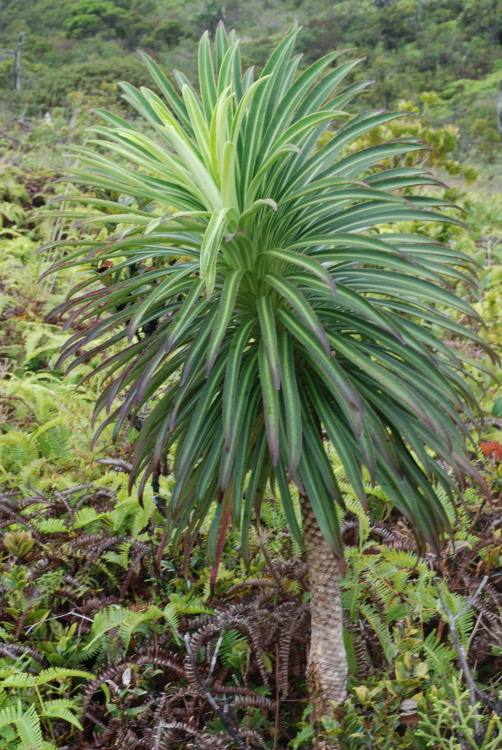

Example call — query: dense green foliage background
[1,0,501,162]
[0,2,501,749]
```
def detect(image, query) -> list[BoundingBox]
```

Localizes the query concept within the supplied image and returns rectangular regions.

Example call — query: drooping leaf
[45,25,490,561]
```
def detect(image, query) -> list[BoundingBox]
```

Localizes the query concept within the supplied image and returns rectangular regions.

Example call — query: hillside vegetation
[0,2,501,749]
[1,0,501,163]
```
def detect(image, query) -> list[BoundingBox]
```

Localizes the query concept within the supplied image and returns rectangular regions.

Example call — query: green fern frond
[437,584,477,647]
[118,542,131,569]
[32,519,67,534]
[102,551,123,566]
[84,606,165,655]
[291,723,314,750]
[40,699,83,730]
[71,507,107,529]
[423,632,456,680]
[342,494,371,545]
[0,701,42,749]
[0,432,38,473]
[31,417,72,460]
[381,549,421,569]
[118,607,164,651]
[360,602,393,657]
[219,628,249,669]
[342,628,359,677]
[0,668,92,689]
[89,560,119,587]
[0,673,38,689]
[84,607,130,652]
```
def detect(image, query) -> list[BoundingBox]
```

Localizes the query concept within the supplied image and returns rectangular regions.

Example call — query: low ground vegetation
[0,108,501,748]
[0,8,501,747]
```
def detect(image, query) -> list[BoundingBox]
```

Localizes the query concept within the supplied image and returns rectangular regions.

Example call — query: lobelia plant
[44,23,494,748]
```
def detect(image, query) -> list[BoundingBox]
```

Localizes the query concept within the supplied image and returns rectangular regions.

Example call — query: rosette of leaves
[45,23,493,739]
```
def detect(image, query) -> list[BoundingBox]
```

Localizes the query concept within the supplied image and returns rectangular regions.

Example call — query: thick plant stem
[302,499,347,749]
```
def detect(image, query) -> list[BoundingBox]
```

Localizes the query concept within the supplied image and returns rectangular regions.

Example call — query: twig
[437,576,489,739]
[257,530,281,587]
[182,632,248,750]
[452,577,489,622]
[208,631,224,679]
[24,609,94,634]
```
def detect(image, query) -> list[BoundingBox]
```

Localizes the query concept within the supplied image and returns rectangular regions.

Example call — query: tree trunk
[302,499,347,749]
[498,82,502,136]
[13,32,25,92]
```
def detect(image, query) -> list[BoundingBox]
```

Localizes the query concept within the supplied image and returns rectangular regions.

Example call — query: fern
[102,550,123,566]
[0,668,92,688]
[0,201,26,225]
[0,432,38,473]
[219,629,249,671]
[118,542,131,569]
[106,491,156,536]
[343,493,371,545]
[72,507,106,529]
[437,584,477,649]
[40,699,83,730]
[23,325,69,367]
[290,723,314,750]
[31,417,72,460]
[0,701,42,749]
[422,632,457,680]
[0,670,87,748]
[118,607,164,651]
[84,607,131,653]
[32,518,67,534]
[342,628,360,678]
[83,604,179,662]
[0,626,11,642]
[162,603,181,634]
[359,602,393,659]
[1,379,59,424]
[89,559,119,588]
[168,593,213,617]
[17,458,52,488]
[260,499,288,536]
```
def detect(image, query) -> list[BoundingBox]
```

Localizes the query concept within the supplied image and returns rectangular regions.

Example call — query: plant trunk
[14,32,25,92]
[302,499,347,749]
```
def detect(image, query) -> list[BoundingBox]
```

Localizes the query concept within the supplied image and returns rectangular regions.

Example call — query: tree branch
[437,576,489,740]
[182,633,248,750]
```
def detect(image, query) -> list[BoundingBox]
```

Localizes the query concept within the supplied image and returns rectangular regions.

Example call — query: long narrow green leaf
[219,356,259,491]
[241,428,269,563]
[278,331,302,481]
[256,295,281,389]
[231,389,260,526]
[265,247,336,295]
[222,320,256,447]
[127,269,194,341]
[138,50,192,131]
[274,461,303,546]
[264,272,329,353]
[278,308,364,432]
[199,30,218,120]
[206,270,245,374]
[200,207,232,294]
[258,340,280,466]
[303,370,366,505]
[174,358,226,480]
